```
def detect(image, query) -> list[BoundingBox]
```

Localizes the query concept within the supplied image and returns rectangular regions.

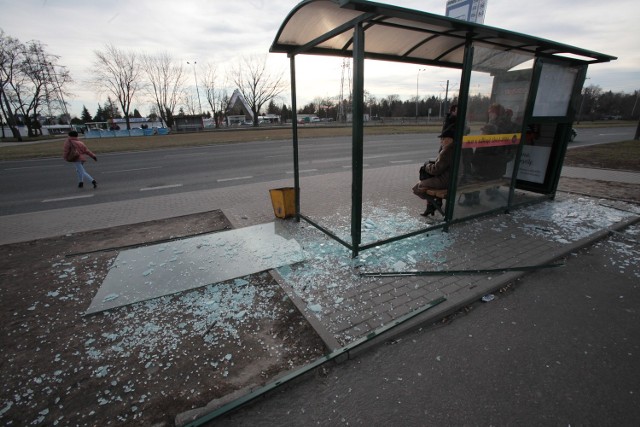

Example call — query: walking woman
[63,131,98,188]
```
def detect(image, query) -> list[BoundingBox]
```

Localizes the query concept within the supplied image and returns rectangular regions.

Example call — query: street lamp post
[439,79,450,117]
[416,68,426,120]
[187,61,203,115]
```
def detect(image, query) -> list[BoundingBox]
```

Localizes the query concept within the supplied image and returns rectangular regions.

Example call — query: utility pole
[443,79,449,115]
[416,68,425,120]
[187,61,203,115]
[634,90,640,140]
[339,59,351,122]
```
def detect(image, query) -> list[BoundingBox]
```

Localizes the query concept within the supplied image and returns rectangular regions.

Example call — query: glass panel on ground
[86,222,306,314]
[454,44,534,220]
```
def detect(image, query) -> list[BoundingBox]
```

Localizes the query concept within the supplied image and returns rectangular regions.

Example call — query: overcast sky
[1,0,638,118]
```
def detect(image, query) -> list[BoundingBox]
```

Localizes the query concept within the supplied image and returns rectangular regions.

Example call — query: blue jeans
[74,161,94,183]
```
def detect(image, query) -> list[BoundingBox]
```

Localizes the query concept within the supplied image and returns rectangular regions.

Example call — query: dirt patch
[564,139,640,171]
[558,177,640,204]
[0,211,326,426]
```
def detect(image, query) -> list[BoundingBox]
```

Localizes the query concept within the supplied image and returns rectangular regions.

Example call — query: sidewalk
[0,137,65,147]
[1,166,639,354]
[561,165,640,184]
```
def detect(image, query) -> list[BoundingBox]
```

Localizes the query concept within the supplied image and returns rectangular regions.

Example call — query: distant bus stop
[270,0,616,257]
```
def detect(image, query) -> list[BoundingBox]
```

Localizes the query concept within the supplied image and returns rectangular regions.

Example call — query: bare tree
[0,32,71,139]
[18,41,72,136]
[364,90,376,119]
[201,63,227,128]
[0,31,23,139]
[90,44,143,130]
[141,52,185,128]
[182,91,199,116]
[230,54,286,126]
[578,84,602,122]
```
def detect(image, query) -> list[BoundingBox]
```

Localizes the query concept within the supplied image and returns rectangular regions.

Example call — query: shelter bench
[423,178,511,216]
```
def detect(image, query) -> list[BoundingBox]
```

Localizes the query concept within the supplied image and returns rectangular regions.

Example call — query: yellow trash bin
[269,187,296,219]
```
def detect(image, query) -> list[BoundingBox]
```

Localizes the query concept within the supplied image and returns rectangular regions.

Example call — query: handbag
[65,141,80,162]
[419,162,433,180]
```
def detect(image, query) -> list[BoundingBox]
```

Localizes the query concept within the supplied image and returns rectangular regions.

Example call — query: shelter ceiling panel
[275,0,361,48]
[270,0,615,65]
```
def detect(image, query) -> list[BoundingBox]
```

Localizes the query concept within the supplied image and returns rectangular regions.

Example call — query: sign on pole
[445,0,487,24]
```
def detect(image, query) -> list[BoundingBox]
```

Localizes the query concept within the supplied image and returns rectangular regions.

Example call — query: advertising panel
[462,133,521,149]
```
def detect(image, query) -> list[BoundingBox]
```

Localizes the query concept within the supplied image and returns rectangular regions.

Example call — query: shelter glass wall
[512,60,582,200]
[532,62,579,117]
[361,60,456,245]
[293,56,356,245]
[453,44,534,220]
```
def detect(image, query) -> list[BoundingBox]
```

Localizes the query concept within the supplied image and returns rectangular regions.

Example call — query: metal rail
[360,262,565,277]
[184,296,446,426]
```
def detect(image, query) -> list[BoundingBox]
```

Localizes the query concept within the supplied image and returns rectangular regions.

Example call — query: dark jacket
[438,112,456,138]
[421,138,455,189]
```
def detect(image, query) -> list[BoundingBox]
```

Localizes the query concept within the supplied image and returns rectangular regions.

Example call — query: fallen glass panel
[86,222,305,314]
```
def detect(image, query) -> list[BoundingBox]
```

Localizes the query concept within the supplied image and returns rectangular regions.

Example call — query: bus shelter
[270,0,616,257]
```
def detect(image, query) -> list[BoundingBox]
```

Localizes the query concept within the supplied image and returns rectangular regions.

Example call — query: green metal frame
[184,296,446,426]
[514,59,589,196]
[507,57,545,206]
[360,261,565,277]
[184,2,618,424]
[444,37,475,228]
[351,23,365,256]
[290,56,301,221]
[276,0,612,258]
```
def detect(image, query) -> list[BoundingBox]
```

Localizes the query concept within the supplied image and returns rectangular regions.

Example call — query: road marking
[4,164,63,171]
[42,194,95,203]
[342,164,370,168]
[163,152,204,158]
[217,176,253,182]
[286,169,318,174]
[103,166,162,174]
[140,184,183,191]
[390,160,413,164]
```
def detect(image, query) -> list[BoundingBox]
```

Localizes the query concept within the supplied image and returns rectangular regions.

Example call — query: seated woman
[460,103,515,206]
[412,135,454,217]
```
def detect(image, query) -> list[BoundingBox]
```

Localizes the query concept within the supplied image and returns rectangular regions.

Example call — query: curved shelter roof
[270,0,616,67]
[270,0,616,258]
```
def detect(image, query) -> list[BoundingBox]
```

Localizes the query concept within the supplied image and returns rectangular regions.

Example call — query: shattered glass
[86,222,305,314]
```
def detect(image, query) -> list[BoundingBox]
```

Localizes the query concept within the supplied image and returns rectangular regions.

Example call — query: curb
[344,213,640,358]
[175,213,640,425]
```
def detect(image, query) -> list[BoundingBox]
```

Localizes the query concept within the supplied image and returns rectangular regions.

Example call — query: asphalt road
[0,133,436,216]
[0,126,635,217]
[211,224,640,426]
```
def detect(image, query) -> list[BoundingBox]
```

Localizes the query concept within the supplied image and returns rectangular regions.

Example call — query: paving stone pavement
[270,191,639,350]
[1,164,638,352]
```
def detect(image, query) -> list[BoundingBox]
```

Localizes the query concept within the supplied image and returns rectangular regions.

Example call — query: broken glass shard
[86,222,305,314]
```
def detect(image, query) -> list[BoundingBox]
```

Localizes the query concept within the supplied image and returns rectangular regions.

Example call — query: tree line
[2,29,638,142]
[1,30,288,139]
[87,45,288,131]
[0,30,72,140]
